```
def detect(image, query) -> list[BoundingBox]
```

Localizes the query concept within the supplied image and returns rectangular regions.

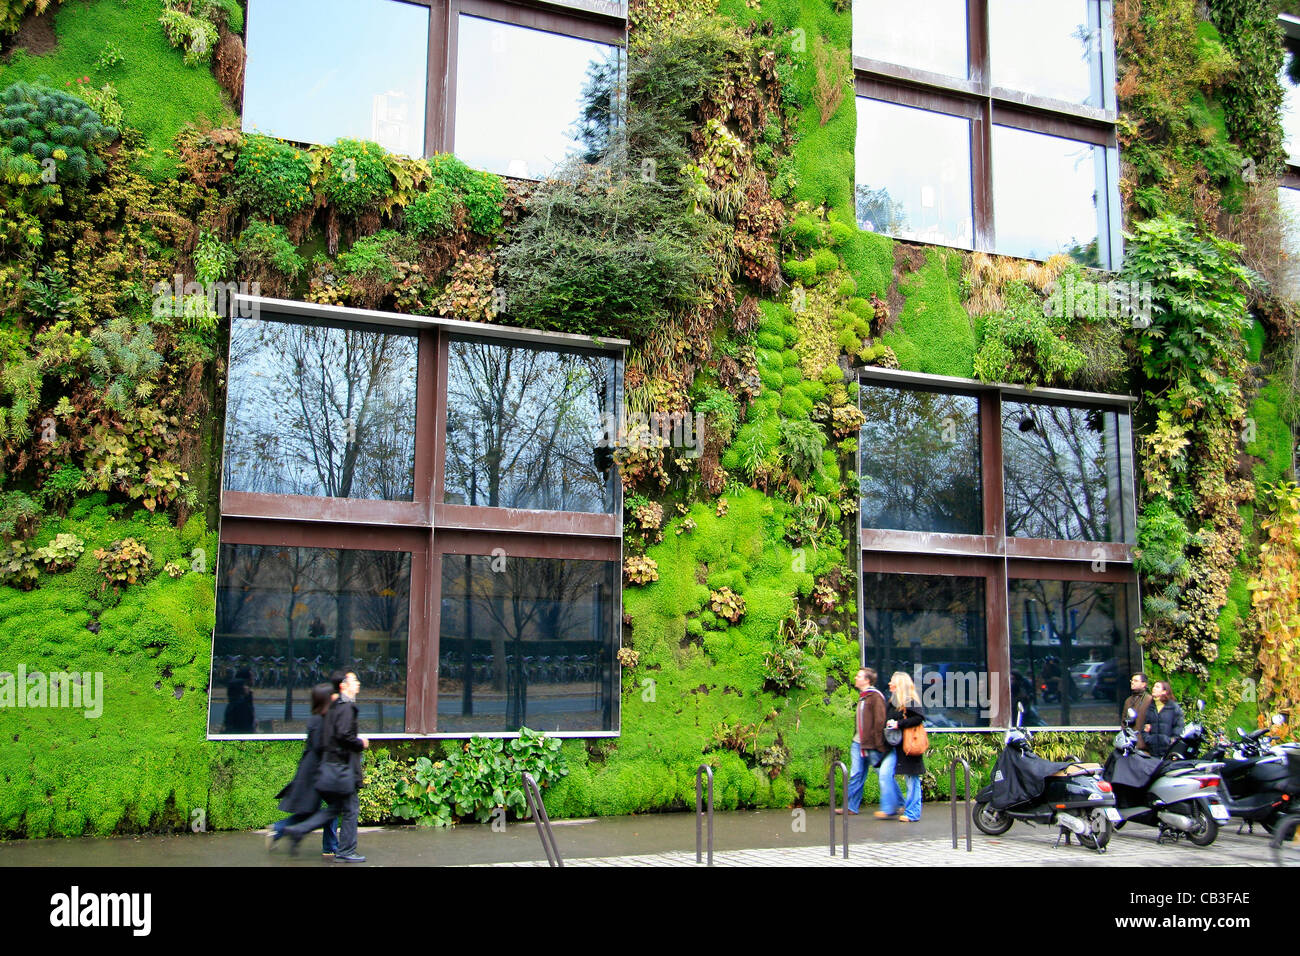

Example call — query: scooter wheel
[1186,802,1218,847]
[1272,815,1300,867]
[972,800,1013,836]
[1078,810,1113,851]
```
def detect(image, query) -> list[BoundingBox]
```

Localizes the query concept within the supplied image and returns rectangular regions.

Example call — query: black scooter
[1195,715,1300,835]
[972,704,1118,853]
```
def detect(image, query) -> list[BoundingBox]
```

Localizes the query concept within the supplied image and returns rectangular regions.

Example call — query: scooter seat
[1048,762,1103,777]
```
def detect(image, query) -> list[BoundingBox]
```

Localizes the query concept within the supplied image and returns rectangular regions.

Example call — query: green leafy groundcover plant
[233,134,315,220]
[392,728,568,827]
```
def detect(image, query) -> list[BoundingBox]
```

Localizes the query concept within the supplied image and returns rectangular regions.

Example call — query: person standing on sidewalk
[838,667,887,816]
[1143,680,1184,759]
[876,671,926,823]
[1121,673,1153,752]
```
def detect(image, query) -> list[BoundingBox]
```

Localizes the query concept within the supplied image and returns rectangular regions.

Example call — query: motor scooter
[1196,714,1300,835]
[1103,701,1226,845]
[973,704,1118,853]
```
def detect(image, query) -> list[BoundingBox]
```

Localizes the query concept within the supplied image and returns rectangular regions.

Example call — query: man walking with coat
[838,667,887,815]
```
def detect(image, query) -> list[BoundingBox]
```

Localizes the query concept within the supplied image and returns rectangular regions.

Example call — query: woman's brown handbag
[902,708,929,756]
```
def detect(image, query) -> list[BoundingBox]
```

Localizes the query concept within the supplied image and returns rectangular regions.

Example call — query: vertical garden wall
[0,0,1296,836]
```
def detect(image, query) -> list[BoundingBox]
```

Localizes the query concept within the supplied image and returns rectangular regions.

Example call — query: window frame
[241,0,627,172]
[855,365,1139,731]
[853,0,1122,265]
[211,295,626,739]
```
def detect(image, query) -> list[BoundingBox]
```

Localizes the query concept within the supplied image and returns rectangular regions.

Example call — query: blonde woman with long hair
[873,670,927,822]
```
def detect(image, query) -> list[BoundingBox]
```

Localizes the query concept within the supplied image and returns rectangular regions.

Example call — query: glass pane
[859,384,982,535]
[455,15,622,178]
[856,98,973,248]
[1008,578,1137,727]
[444,338,618,513]
[223,315,418,500]
[211,545,411,735]
[1002,401,1128,542]
[861,573,989,728]
[1282,46,1300,167]
[243,0,429,157]
[438,554,617,732]
[852,0,968,78]
[990,0,1107,107]
[993,125,1106,266]
[1279,186,1300,301]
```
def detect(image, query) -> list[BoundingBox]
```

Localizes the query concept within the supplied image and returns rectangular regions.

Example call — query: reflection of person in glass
[223,667,255,733]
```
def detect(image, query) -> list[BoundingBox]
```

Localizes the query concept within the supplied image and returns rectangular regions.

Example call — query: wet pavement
[0,805,1285,867]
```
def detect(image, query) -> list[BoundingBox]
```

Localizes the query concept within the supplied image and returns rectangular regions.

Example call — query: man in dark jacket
[1122,673,1154,752]
[1143,680,1184,758]
[326,670,369,862]
[839,668,887,815]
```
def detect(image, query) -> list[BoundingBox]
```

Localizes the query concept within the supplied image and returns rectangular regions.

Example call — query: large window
[852,0,1121,266]
[212,299,625,737]
[241,0,625,176]
[858,368,1139,729]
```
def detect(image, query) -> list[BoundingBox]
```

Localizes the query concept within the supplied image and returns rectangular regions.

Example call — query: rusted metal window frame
[855,366,1139,730]
[852,0,1122,265]
[213,296,626,738]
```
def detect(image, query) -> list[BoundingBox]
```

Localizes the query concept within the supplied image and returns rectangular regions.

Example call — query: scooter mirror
[1273,713,1286,726]
[1016,701,1024,728]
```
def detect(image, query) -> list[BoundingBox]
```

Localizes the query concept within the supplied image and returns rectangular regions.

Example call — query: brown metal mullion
[987,559,1010,727]
[981,387,1009,725]
[973,98,993,253]
[981,391,1004,542]
[443,0,461,155]
[458,0,626,42]
[406,533,430,732]
[967,0,989,89]
[421,532,441,732]
[433,330,450,505]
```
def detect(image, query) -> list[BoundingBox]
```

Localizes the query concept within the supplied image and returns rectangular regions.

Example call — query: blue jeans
[274,810,337,853]
[878,749,922,821]
[847,741,883,813]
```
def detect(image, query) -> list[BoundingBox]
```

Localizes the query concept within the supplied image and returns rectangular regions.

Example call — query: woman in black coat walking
[874,671,926,823]
[267,684,337,855]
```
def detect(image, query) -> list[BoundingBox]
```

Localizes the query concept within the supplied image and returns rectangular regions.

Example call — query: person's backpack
[902,707,930,757]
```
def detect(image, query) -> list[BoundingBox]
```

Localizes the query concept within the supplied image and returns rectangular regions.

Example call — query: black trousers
[284,793,346,845]
[335,790,360,856]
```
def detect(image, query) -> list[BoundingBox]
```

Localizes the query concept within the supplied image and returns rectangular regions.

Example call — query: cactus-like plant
[0,81,117,188]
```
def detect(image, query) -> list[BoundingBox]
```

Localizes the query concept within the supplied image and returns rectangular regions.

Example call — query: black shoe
[287,834,303,857]
[333,852,366,863]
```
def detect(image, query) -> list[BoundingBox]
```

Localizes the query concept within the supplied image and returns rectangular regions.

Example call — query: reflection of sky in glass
[855,98,973,248]
[242,0,429,157]
[1281,49,1300,165]
[223,316,419,500]
[455,16,618,179]
[991,0,1104,107]
[1278,186,1300,302]
[993,125,1102,264]
[852,0,968,78]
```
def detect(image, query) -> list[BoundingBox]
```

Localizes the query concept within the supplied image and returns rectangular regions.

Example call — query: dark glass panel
[859,384,982,535]
[1002,400,1127,542]
[444,337,618,513]
[223,315,418,501]
[856,98,974,249]
[861,573,990,728]
[211,545,411,735]
[1008,578,1137,727]
[243,0,429,156]
[437,554,617,732]
[455,15,623,178]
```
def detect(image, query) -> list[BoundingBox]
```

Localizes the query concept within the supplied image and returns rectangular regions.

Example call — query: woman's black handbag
[314,756,353,796]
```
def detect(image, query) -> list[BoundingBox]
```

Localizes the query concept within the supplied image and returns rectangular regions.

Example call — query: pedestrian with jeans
[268,683,338,856]
[838,667,887,816]
[285,670,369,862]
[876,671,926,823]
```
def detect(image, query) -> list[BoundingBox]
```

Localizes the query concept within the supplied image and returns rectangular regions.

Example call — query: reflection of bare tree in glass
[444,341,613,512]
[860,388,981,534]
[1003,404,1110,540]
[571,47,624,164]
[1012,579,1113,724]
[855,185,909,236]
[223,319,417,501]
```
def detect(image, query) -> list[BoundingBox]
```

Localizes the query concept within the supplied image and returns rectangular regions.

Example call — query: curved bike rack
[696,764,715,866]
[948,757,972,852]
[521,771,562,868]
[827,760,849,858]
